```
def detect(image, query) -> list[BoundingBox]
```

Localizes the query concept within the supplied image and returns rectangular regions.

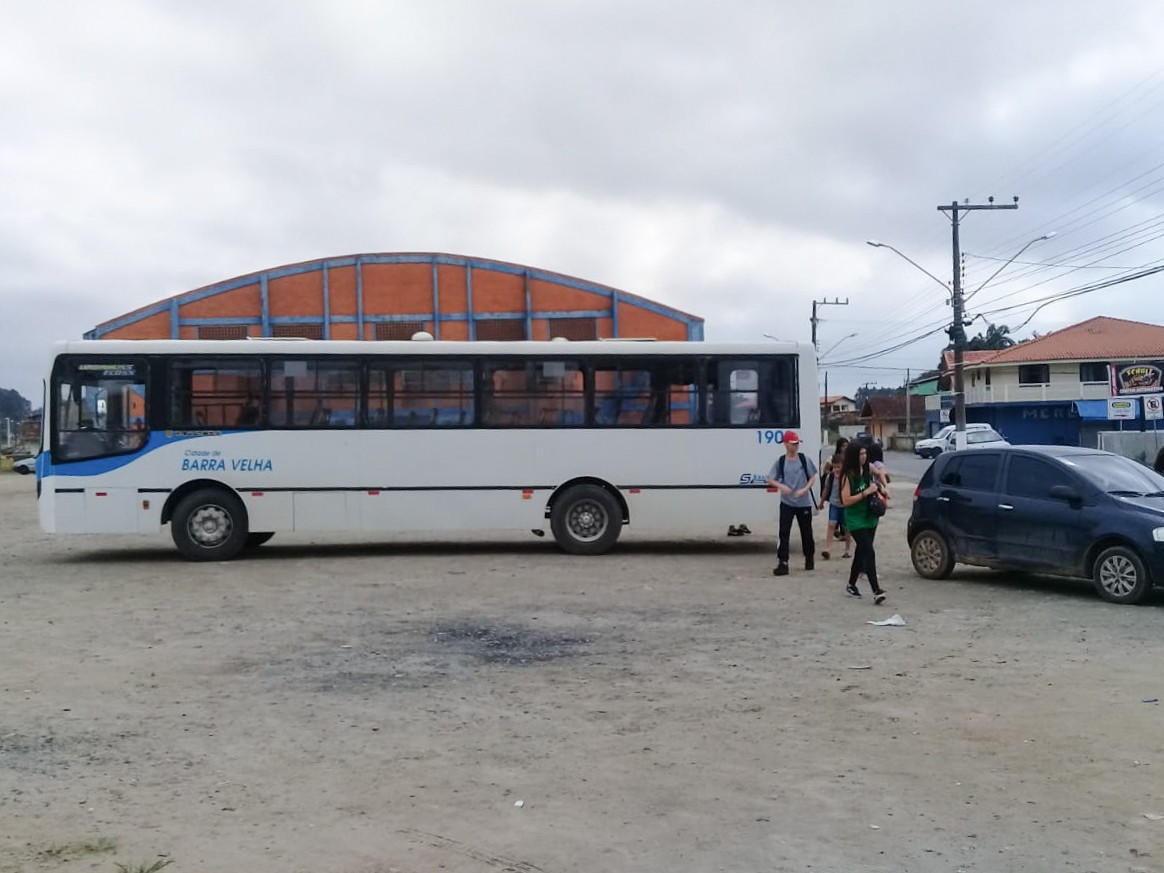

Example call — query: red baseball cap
[783,430,800,444]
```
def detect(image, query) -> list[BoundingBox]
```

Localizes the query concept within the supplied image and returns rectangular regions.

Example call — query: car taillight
[913,485,922,499]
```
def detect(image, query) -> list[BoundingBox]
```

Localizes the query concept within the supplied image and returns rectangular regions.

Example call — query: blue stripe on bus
[43,431,212,477]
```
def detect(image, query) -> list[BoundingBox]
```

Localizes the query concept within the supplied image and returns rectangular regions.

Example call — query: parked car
[940,427,1009,452]
[914,423,993,458]
[11,456,36,475]
[908,445,1164,604]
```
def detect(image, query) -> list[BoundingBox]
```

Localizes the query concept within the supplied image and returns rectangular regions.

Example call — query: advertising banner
[1110,362,1164,395]
[1107,397,1137,420]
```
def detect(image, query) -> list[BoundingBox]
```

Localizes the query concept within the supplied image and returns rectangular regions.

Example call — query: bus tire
[246,532,275,549]
[171,487,249,561]
[550,484,621,555]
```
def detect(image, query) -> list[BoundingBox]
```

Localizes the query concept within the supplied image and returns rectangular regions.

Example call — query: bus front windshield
[53,359,148,461]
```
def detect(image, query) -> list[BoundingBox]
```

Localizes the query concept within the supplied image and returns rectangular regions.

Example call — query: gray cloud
[3,0,1164,402]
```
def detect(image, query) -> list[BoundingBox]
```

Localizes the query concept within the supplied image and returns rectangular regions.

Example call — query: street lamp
[867,239,967,446]
[866,240,950,294]
[818,333,858,422]
[818,332,858,362]
[965,231,1056,300]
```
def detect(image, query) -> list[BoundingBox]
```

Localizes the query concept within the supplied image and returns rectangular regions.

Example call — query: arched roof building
[86,252,704,343]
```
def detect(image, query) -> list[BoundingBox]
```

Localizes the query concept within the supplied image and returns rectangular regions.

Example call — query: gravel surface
[1,472,1162,872]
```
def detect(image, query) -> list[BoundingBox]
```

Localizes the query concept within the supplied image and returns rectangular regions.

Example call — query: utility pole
[937,198,1018,449]
[811,298,849,351]
[905,368,911,437]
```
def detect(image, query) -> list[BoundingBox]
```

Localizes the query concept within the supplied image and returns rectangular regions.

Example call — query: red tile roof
[974,316,1164,364]
[940,348,1002,374]
[936,318,1164,378]
[860,395,926,420]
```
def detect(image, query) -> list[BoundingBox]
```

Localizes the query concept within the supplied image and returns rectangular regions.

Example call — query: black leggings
[847,527,881,592]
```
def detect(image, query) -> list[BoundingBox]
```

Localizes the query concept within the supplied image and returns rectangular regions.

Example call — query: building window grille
[548,318,598,341]
[197,325,248,340]
[375,321,425,340]
[475,319,527,341]
[272,323,324,339]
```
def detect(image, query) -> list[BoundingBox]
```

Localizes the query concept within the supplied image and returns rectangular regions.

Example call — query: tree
[0,388,31,421]
[964,322,1017,351]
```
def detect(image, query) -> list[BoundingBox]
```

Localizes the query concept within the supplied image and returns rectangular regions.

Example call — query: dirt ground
[1,471,1162,873]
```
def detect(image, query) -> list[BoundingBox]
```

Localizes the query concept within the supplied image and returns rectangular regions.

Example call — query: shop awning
[1074,399,1139,420]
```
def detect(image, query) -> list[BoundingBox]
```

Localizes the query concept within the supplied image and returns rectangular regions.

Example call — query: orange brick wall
[269,272,322,316]
[91,259,699,343]
[182,284,261,318]
[471,268,523,312]
[529,279,606,313]
[113,310,172,339]
[436,264,468,311]
[363,263,430,314]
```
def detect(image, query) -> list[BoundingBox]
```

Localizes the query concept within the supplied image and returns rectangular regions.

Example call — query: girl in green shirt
[839,441,888,604]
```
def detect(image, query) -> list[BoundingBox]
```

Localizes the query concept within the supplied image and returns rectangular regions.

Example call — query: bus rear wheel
[171,487,249,561]
[550,484,621,555]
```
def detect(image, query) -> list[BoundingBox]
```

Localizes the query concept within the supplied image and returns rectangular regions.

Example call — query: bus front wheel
[171,487,249,561]
[550,484,621,555]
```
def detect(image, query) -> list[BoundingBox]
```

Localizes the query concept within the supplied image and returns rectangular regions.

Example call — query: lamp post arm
[964,232,1055,301]
[866,241,950,293]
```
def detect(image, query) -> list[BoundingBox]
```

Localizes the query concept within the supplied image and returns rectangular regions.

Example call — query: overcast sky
[4,1,1164,405]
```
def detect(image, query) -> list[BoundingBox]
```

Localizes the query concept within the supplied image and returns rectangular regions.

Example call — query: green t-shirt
[843,470,879,531]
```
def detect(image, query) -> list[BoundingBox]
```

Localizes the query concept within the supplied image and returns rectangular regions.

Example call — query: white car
[914,423,993,459]
[941,427,1010,451]
[12,456,36,475]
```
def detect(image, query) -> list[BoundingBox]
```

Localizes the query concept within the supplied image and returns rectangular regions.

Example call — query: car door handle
[998,503,1013,511]
[937,496,951,502]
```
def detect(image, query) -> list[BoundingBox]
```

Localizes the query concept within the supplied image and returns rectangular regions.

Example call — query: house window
[375,321,425,340]
[475,319,527,341]
[1079,362,1109,383]
[1018,364,1049,385]
[197,325,248,340]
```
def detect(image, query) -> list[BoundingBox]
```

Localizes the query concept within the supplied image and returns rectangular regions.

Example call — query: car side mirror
[1048,484,1082,505]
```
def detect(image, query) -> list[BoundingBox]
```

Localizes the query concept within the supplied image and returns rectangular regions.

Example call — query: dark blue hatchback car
[907,445,1164,604]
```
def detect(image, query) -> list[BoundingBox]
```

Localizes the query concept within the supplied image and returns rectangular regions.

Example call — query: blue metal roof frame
[84,252,704,339]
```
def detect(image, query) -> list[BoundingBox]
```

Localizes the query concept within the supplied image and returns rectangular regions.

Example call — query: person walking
[839,440,888,604]
[818,452,851,560]
[767,430,817,576]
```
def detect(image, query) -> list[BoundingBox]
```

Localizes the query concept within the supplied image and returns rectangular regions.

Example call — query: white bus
[37,338,819,560]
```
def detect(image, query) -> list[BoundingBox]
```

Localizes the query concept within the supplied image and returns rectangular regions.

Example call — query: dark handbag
[866,491,886,518]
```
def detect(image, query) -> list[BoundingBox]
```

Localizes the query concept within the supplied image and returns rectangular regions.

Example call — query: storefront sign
[1107,397,1137,420]
[1110,362,1164,395]
[1145,394,1164,421]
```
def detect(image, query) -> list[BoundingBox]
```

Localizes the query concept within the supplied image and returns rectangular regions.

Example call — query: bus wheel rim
[188,505,232,547]
[568,499,607,542]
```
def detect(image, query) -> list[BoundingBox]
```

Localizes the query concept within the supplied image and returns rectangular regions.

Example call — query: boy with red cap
[765,430,817,576]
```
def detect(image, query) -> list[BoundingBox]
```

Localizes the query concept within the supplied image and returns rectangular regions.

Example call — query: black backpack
[777,453,818,505]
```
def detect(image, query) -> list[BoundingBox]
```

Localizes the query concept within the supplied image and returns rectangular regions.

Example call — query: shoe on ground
[773,563,790,577]
[805,558,815,571]
[727,525,742,537]
[873,591,888,605]
[738,524,752,535]
[821,550,831,560]
[845,585,862,598]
